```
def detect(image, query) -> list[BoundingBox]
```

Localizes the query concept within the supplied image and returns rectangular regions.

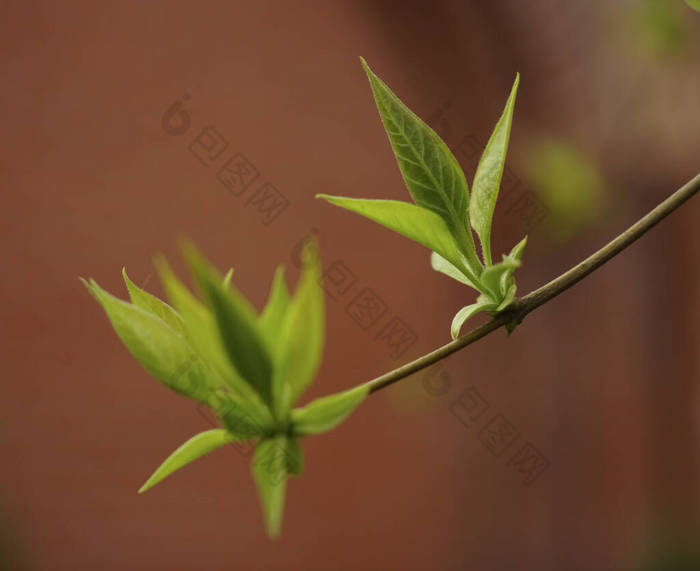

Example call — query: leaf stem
[363,172,700,395]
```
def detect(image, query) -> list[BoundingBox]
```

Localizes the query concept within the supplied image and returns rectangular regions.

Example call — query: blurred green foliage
[632,529,700,570]
[523,138,605,241]
[631,0,688,57]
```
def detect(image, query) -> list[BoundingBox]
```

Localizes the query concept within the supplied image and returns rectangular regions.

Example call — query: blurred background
[1,1,699,569]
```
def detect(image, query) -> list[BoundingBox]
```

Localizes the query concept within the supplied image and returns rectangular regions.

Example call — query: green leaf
[222,268,234,289]
[497,236,527,298]
[276,239,324,411]
[155,257,232,387]
[183,243,274,407]
[316,196,479,284]
[496,283,517,311]
[214,397,273,439]
[480,258,520,300]
[430,251,479,290]
[360,58,481,272]
[506,235,528,263]
[82,278,212,404]
[122,268,184,334]
[469,74,520,265]
[291,385,368,436]
[284,438,304,476]
[252,436,295,538]
[155,256,264,409]
[259,265,290,352]
[451,300,496,339]
[138,429,235,493]
[685,0,700,13]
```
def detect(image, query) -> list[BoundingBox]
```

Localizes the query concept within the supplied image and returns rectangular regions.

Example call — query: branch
[363,172,700,395]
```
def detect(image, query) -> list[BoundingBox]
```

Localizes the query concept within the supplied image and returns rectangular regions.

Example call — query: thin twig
[363,172,700,395]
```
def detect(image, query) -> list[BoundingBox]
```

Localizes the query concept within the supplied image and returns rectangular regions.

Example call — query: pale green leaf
[276,239,324,411]
[495,236,527,298]
[252,436,293,538]
[122,268,184,334]
[82,278,212,404]
[451,300,496,339]
[138,429,234,493]
[259,265,290,353]
[360,58,480,271]
[506,235,528,263]
[316,196,479,284]
[214,397,273,438]
[470,74,520,265]
[480,258,520,300]
[496,283,517,311]
[430,251,480,290]
[222,268,234,289]
[155,256,266,416]
[183,243,274,406]
[291,385,368,436]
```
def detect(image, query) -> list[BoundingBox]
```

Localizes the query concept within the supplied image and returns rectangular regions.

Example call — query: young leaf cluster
[81,240,367,537]
[318,58,526,338]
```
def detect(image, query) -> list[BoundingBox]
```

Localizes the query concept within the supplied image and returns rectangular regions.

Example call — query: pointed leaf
[496,283,517,311]
[122,268,184,334]
[291,385,368,436]
[82,279,212,404]
[316,196,479,284]
[183,243,274,406]
[252,436,292,538]
[686,0,700,12]
[155,256,266,416]
[451,300,496,339]
[498,236,527,297]
[259,265,290,351]
[480,258,520,300]
[499,236,527,300]
[506,235,528,262]
[138,429,235,493]
[276,239,324,410]
[430,251,480,290]
[360,58,480,271]
[222,268,234,289]
[470,74,520,265]
[155,256,232,388]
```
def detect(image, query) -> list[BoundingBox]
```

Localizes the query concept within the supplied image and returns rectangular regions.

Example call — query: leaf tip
[273,263,287,284]
[222,268,234,289]
[359,57,377,83]
[79,277,99,300]
[178,237,198,262]
[122,267,136,290]
[510,73,521,100]
[153,253,172,279]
